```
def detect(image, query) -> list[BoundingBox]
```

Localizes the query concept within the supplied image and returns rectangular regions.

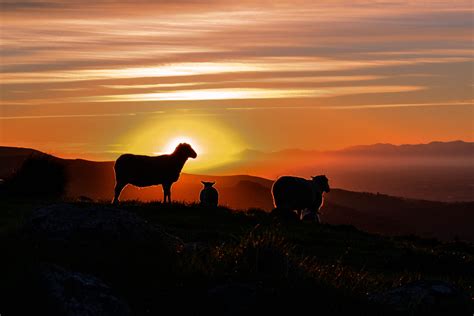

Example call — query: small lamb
[199,181,218,207]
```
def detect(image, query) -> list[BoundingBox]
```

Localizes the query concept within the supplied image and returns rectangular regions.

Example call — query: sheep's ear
[311,176,316,179]
[211,181,215,185]
[201,181,206,185]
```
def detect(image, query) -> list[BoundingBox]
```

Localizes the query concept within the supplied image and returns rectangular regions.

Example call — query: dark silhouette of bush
[2,154,67,199]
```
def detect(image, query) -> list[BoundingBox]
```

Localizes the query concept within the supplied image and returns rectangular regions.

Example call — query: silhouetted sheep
[112,143,197,204]
[271,175,330,223]
[200,181,218,207]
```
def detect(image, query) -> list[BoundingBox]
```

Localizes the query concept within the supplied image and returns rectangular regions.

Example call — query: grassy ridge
[122,201,474,292]
[0,199,472,315]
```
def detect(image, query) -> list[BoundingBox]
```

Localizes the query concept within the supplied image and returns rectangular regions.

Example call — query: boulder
[207,283,257,315]
[22,204,183,284]
[38,263,130,316]
[23,203,182,250]
[369,280,472,315]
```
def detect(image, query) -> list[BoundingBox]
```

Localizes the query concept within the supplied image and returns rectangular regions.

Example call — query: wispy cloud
[83,85,423,102]
[1,0,473,156]
[102,82,200,89]
[329,101,474,110]
[0,113,137,120]
[225,101,474,111]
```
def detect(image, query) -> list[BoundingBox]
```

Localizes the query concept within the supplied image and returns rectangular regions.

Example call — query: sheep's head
[175,143,197,159]
[311,175,330,193]
[201,181,215,187]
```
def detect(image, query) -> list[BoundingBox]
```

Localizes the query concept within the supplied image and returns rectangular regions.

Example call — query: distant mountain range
[206,141,474,202]
[236,140,474,158]
[1,141,473,201]
[0,143,473,241]
[337,140,474,156]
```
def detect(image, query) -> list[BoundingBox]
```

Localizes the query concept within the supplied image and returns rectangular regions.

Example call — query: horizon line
[1,138,472,162]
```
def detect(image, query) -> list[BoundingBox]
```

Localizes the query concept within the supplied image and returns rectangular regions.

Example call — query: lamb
[199,181,218,207]
[271,175,330,223]
[112,143,197,204]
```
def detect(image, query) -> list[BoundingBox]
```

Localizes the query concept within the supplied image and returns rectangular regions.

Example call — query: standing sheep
[199,181,218,207]
[112,143,197,204]
[271,175,330,223]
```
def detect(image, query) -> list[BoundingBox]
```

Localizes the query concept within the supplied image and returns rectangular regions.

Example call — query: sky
[0,0,473,171]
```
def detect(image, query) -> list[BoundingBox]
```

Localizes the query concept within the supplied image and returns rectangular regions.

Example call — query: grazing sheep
[112,143,197,204]
[199,181,218,207]
[271,175,330,223]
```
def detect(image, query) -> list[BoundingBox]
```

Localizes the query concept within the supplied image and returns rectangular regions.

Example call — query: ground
[0,199,472,315]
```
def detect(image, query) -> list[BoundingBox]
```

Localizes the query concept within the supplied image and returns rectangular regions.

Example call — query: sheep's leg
[112,181,126,204]
[315,212,321,224]
[163,183,171,203]
[168,184,172,203]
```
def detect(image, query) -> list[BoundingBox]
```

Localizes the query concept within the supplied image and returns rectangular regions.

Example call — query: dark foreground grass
[0,199,472,315]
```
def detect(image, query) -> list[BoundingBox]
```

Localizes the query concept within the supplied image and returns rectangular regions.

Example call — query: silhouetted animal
[200,181,218,207]
[271,175,330,223]
[112,143,197,204]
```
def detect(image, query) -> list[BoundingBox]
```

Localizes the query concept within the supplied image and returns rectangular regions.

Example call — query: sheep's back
[114,154,176,186]
[272,176,312,209]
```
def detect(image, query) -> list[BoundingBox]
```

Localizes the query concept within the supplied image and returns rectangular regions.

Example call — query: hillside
[207,141,474,202]
[336,140,474,156]
[1,146,473,241]
[0,200,472,315]
[0,147,42,178]
[3,141,474,202]
[323,191,474,242]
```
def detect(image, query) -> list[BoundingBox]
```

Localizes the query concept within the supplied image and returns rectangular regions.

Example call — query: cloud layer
[1,0,473,159]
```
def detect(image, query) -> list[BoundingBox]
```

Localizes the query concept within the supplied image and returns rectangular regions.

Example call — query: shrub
[2,154,68,199]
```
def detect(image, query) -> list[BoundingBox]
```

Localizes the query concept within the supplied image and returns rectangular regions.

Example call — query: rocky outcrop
[22,203,183,286]
[38,263,130,316]
[369,280,472,315]
[23,203,182,250]
[207,283,257,315]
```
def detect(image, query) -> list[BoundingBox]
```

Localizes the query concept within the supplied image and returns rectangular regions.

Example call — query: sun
[160,136,201,155]
[120,116,245,172]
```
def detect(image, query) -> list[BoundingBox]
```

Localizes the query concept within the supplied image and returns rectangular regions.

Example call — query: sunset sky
[1,0,473,171]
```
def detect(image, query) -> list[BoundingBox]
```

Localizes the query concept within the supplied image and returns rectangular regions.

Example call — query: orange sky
[0,0,473,172]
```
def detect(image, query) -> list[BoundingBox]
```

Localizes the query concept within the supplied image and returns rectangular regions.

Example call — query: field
[0,198,472,315]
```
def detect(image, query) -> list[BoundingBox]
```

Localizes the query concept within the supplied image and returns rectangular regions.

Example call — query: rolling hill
[206,141,474,202]
[1,146,473,241]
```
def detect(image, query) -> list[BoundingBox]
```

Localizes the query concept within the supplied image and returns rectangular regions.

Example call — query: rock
[38,263,130,316]
[22,204,183,284]
[23,203,183,251]
[369,280,472,315]
[207,283,257,315]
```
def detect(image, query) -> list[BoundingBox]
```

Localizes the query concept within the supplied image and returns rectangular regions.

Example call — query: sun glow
[159,136,201,155]
[119,116,245,172]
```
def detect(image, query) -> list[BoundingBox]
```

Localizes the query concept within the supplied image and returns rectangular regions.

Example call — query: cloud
[0,1,65,10]
[81,85,423,102]
[0,113,137,120]
[329,101,474,110]
[1,0,472,124]
[225,101,474,111]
